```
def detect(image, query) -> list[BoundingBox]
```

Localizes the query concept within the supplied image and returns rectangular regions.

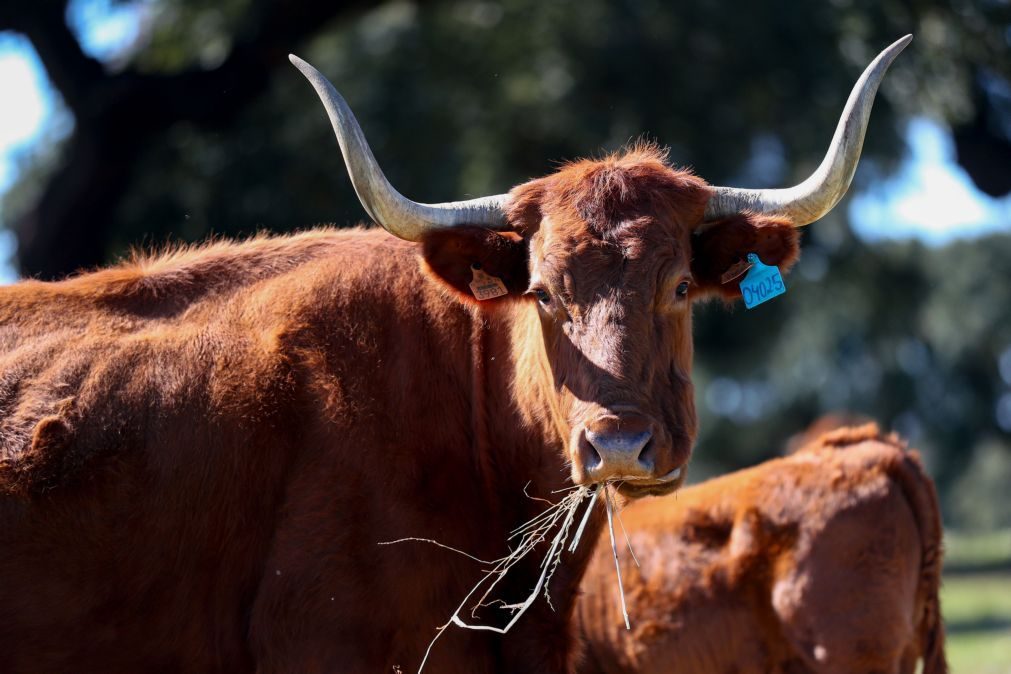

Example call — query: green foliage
[952,444,1011,531]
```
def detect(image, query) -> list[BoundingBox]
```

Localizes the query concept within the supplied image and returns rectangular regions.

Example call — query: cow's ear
[690,212,801,300]
[420,179,543,304]
[421,228,529,304]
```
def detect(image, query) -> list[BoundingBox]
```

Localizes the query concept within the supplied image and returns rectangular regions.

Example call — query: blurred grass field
[943,529,1011,674]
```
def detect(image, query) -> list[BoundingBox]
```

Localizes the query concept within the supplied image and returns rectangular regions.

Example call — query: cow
[0,37,910,673]
[577,424,946,674]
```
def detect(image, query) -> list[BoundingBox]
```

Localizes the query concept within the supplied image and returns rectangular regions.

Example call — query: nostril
[578,431,603,471]
[638,437,656,467]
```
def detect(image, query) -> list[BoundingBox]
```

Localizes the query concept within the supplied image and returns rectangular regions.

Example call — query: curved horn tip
[288,53,315,74]
[879,34,913,62]
[701,34,913,226]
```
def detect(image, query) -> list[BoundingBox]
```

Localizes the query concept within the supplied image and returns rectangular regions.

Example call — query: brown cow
[0,38,909,673]
[577,424,946,674]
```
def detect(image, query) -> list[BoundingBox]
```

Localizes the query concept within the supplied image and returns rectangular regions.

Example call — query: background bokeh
[2,1,1010,670]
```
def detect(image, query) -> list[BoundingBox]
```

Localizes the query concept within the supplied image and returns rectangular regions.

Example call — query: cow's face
[422,146,799,497]
[293,37,905,496]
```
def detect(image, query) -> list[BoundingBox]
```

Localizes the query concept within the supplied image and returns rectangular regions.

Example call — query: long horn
[703,35,912,226]
[289,55,510,241]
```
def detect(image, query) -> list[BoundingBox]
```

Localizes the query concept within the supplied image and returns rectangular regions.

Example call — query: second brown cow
[578,424,947,674]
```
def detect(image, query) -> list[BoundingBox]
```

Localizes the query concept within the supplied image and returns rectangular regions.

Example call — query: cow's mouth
[614,464,687,498]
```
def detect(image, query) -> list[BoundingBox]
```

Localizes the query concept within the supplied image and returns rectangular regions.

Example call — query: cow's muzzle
[572,413,687,494]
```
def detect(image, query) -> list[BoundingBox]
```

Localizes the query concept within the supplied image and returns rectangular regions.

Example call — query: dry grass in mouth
[380,481,638,673]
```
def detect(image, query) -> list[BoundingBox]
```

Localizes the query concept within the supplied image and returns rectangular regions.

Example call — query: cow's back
[0,229,473,672]
[577,427,945,674]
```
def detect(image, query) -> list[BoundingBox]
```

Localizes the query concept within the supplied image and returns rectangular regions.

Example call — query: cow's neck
[461,301,606,667]
[475,301,572,509]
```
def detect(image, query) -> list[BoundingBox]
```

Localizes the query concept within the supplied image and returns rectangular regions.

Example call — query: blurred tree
[0,0,375,277]
[951,440,1011,531]
[3,0,1011,278]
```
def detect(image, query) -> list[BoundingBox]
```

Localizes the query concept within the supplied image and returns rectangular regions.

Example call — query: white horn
[703,34,912,226]
[290,55,510,241]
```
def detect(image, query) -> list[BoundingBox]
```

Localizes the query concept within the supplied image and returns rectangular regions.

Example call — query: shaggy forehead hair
[510,143,711,248]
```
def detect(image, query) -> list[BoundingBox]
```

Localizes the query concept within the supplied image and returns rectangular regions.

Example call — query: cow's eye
[533,288,552,305]
[676,280,690,298]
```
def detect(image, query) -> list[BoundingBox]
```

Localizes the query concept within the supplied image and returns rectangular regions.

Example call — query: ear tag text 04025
[469,263,508,301]
[739,253,786,309]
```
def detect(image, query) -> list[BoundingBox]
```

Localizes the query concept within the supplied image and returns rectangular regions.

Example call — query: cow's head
[291,36,910,497]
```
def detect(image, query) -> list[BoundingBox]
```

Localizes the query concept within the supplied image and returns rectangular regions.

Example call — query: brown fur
[0,147,801,672]
[576,425,947,674]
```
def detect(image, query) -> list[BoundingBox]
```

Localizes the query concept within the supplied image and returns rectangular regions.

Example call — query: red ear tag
[469,263,508,300]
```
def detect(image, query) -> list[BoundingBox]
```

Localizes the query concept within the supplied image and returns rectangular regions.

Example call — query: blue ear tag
[739,253,786,309]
